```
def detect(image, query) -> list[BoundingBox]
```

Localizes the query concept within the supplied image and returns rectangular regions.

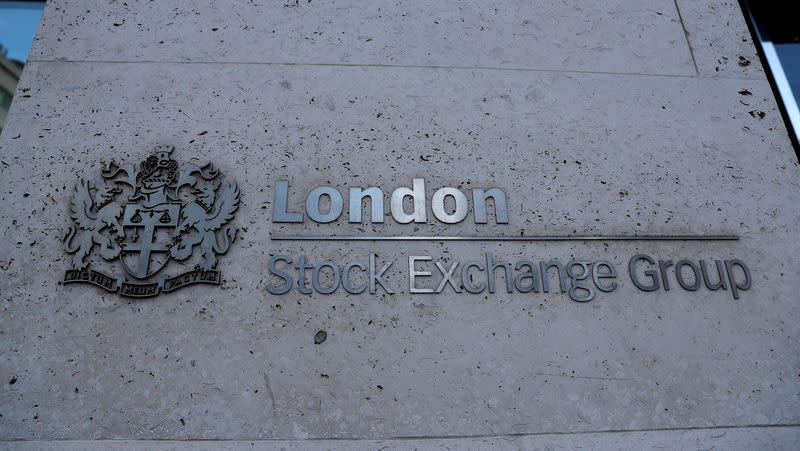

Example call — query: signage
[267,180,752,301]
[59,149,752,301]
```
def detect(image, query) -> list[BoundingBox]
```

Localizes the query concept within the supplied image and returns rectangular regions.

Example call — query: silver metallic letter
[461,261,486,293]
[266,256,293,294]
[370,253,394,294]
[472,188,509,224]
[431,187,468,224]
[306,186,344,223]
[566,261,594,302]
[295,255,313,294]
[592,261,617,292]
[435,261,461,293]
[675,260,701,291]
[514,261,540,293]
[273,181,303,223]
[540,260,567,293]
[659,260,674,291]
[343,262,367,294]
[700,260,728,291]
[629,254,660,291]
[408,256,434,294]
[725,259,752,299]
[390,178,427,223]
[312,261,340,294]
[349,187,384,223]
[487,253,514,293]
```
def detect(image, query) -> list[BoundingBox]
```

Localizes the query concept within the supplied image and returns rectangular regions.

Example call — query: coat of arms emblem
[62,146,240,297]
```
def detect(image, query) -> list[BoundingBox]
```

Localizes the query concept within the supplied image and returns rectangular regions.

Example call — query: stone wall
[1,1,798,447]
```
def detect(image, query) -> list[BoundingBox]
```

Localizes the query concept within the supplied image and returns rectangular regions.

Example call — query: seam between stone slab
[673,0,699,75]
[3,424,799,442]
[382,423,800,441]
[24,59,765,81]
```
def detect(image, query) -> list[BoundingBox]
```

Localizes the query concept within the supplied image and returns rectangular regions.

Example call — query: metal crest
[62,146,240,297]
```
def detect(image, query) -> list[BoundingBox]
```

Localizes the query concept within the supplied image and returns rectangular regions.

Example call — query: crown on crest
[155,145,175,161]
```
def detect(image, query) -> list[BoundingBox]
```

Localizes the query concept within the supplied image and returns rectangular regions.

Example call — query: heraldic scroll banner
[62,146,240,298]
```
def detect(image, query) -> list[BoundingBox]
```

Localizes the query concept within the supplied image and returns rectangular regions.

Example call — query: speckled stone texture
[1,0,798,447]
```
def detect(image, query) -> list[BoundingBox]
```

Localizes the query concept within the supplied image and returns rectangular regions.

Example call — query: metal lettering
[306,186,343,223]
[629,254,660,291]
[514,261,540,293]
[312,261,340,294]
[343,262,367,294]
[658,260,674,290]
[700,260,728,290]
[486,253,513,293]
[349,187,384,223]
[461,261,486,293]
[431,187,468,224]
[675,260,701,291]
[435,261,461,293]
[295,255,313,294]
[592,261,617,292]
[472,188,509,224]
[273,180,303,223]
[540,260,567,293]
[120,281,160,298]
[163,269,220,292]
[369,253,394,294]
[725,259,752,299]
[408,256,434,294]
[390,178,426,223]
[566,261,594,302]
[63,269,119,292]
[266,256,293,294]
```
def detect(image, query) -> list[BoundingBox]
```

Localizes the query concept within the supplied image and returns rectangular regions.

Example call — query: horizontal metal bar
[270,235,739,241]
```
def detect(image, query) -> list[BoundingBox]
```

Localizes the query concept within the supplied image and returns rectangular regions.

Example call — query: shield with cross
[120,201,181,278]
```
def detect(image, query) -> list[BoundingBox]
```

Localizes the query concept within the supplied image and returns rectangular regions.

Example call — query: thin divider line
[270,234,739,242]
